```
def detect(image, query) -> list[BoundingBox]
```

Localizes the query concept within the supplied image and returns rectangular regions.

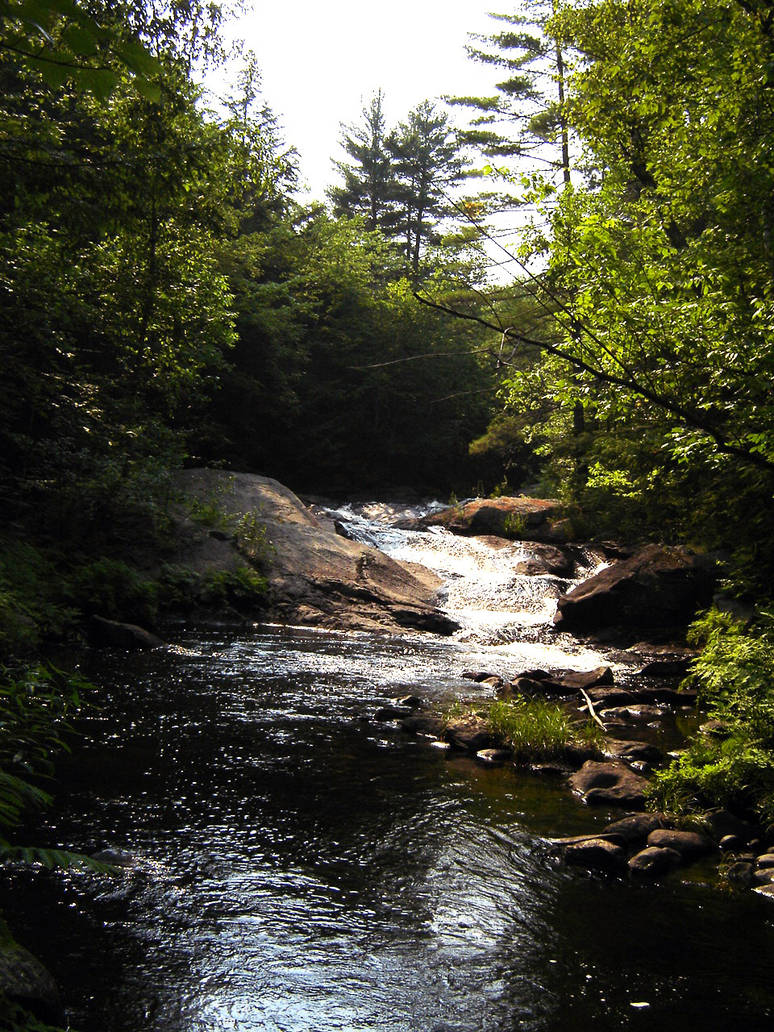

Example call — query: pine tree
[388,101,468,282]
[328,90,399,234]
[447,0,570,185]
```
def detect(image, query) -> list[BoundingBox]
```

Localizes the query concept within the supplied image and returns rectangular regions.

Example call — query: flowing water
[4,503,774,1031]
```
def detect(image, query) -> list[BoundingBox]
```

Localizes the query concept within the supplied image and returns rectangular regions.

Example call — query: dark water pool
[3,626,774,1031]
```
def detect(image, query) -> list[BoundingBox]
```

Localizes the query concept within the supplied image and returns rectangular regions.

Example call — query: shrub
[650,607,774,819]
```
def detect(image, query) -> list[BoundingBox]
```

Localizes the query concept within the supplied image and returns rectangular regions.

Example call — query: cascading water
[3,502,774,1032]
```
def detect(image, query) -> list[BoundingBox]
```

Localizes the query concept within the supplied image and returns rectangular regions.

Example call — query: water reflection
[3,508,774,1030]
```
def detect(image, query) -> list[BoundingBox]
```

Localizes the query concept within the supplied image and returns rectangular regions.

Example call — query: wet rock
[92,847,134,867]
[753,884,774,900]
[628,846,682,878]
[172,469,457,636]
[564,837,628,873]
[569,760,649,809]
[512,666,614,698]
[480,675,504,690]
[445,720,498,753]
[462,670,501,683]
[414,496,568,543]
[373,706,413,722]
[646,829,714,860]
[399,713,445,738]
[0,938,63,1026]
[476,748,512,766]
[604,740,666,770]
[599,704,665,724]
[88,615,164,650]
[514,543,576,577]
[586,685,696,709]
[638,658,693,678]
[603,813,666,846]
[553,544,715,633]
[429,740,452,753]
[704,809,754,844]
[726,861,754,888]
[396,695,422,709]
[755,853,774,869]
[719,835,743,852]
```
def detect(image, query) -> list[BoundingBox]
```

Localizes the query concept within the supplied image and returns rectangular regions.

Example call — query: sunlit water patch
[3,504,774,1031]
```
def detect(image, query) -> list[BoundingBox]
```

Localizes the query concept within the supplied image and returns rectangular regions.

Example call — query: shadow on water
[3,625,774,1032]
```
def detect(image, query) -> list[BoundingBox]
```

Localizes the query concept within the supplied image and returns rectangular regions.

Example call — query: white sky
[217,0,503,199]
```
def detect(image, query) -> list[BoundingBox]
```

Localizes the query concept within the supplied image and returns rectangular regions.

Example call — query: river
[4,503,774,1031]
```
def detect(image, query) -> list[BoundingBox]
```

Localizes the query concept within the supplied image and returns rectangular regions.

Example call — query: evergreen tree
[447,0,571,185]
[388,100,468,282]
[328,90,398,234]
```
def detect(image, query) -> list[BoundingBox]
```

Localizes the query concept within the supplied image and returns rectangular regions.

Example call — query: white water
[316,500,615,676]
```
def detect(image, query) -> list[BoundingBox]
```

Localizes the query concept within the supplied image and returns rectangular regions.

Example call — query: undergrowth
[650,607,774,821]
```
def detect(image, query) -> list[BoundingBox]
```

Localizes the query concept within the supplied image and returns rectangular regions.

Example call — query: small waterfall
[314,500,608,665]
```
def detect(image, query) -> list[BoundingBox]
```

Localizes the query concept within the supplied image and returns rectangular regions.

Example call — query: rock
[599,704,665,724]
[755,853,774,869]
[603,813,666,845]
[92,847,134,867]
[476,748,512,766]
[604,739,666,769]
[699,719,732,739]
[646,829,714,860]
[88,615,163,650]
[479,675,504,690]
[172,469,458,636]
[753,869,774,886]
[399,713,445,739]
[414,496,569,543]
[444,718,498,753]
[753,884,774,900]
[564,837,627,873]
[628,846,682,877]
[511,666,614,698]
[638,658,693,678]
[373,706,413,722]
[553,544,715,633]
[585,684,696,709]
[396,695,422,709]
[719,835,743,852]
[704,809,754,843]
[462,670,501,683]
[514,543,577,577]
[569,760,650,809]
[0,936,63,1026]
[726,861,754,888]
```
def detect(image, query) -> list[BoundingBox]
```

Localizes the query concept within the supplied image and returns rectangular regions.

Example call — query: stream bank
[4,489,774,1031]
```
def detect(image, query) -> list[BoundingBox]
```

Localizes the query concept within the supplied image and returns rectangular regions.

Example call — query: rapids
[3,501,773,1031]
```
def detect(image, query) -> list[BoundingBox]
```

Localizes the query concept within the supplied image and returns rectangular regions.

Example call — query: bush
[650,607,774,820]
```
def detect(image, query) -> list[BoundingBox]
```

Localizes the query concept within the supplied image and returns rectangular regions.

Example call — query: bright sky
[220,0,503,199]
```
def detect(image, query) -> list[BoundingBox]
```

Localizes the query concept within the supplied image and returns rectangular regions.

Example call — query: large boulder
[553,544,714,634]
[171,470,458,636]
[414,496,570,543]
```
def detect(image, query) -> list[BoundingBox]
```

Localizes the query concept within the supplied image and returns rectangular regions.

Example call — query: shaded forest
[4,2,774,1010]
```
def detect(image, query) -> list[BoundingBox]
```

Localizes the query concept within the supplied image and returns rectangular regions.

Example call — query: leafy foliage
[652,608,774,818]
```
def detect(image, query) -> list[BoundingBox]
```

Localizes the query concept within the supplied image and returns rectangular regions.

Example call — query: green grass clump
[486,695,600,763]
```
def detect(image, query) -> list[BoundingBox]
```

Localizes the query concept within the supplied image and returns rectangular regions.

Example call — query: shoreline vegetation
[4,0,774,1024]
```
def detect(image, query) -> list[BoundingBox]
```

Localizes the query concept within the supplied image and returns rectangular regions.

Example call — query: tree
[447,1,572,186]
[388,100,469,282]
[328,90,399,234]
